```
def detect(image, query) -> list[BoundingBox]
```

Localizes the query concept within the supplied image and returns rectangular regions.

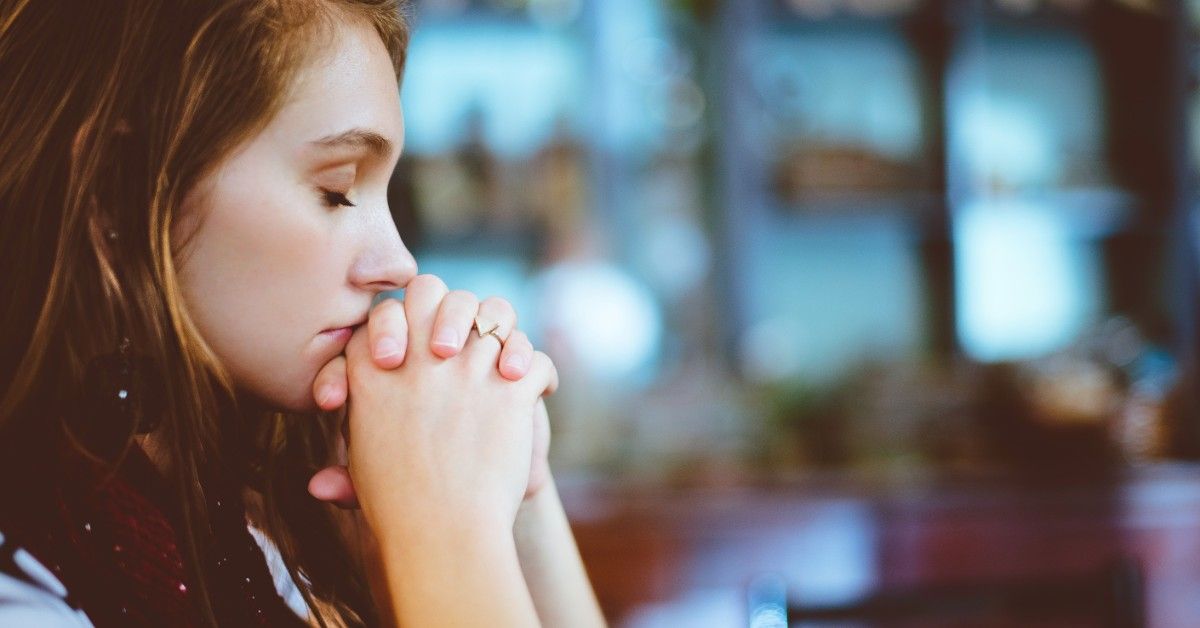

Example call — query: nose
[349,205,417,293]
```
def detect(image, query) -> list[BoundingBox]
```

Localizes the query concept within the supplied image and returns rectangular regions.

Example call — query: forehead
[262,17,405,161]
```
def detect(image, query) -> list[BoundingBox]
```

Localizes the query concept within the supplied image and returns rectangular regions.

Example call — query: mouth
[319,317,367,345]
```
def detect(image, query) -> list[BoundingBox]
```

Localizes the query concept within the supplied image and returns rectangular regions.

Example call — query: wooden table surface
[560,465,1200,627]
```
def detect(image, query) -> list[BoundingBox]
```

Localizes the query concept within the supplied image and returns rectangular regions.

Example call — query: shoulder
[0,530,94,626]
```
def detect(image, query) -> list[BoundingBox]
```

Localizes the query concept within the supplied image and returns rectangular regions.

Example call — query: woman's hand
[305,276,596,627]
[336,277,554,624]
[337,274,557,532]
[308,279,552,507]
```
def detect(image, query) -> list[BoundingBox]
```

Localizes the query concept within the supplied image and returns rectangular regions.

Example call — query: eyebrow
[308,128,395,160]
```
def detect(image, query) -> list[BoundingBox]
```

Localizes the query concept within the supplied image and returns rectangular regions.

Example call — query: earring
[70,336,165,455]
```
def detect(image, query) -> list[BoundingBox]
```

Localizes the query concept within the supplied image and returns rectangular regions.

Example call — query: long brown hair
[0,0,409,625]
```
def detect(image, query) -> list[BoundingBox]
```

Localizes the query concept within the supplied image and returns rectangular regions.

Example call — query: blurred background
[390,0,1200,625]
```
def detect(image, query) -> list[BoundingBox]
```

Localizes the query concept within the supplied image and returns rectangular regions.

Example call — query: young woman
[0,0,604,625]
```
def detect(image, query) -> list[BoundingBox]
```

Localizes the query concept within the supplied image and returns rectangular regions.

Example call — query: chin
[279,399,321,414]
[230,356,326,414]
[278,387,322,414]
[237,378,321,415]
[269,362,326,413]
[234,392,314,416]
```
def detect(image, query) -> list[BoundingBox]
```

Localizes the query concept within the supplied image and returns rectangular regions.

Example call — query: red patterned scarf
[0,438,310,627]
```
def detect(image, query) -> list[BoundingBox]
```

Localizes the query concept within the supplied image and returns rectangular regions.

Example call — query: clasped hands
[303,274,555,528]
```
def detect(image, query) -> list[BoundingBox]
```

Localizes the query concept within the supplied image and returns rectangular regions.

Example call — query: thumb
[307,464,360,510]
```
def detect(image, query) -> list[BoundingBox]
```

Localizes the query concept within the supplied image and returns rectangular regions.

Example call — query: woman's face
[175,18,416,412]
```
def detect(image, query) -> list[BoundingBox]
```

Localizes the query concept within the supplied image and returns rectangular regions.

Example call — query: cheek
[177,181,345,409]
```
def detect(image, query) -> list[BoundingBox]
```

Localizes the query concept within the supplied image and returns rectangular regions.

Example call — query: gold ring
[473,316,506,347]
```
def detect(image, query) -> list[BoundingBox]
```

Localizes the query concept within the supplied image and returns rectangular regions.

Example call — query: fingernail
[375,336,402,360]
[317,385,334,407]
[433,328,459,349]
[505,353,529,373]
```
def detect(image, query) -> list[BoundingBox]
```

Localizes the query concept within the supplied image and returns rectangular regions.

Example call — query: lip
[319,316,367,346]
[317,326,354,351]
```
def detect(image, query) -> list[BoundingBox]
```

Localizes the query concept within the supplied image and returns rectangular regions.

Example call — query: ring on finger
[472,316,507,347]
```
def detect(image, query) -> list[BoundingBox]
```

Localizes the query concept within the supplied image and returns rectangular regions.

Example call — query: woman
[0,0,604,625]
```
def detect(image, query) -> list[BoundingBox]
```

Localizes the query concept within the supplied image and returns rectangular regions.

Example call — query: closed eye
[319,188,356,208]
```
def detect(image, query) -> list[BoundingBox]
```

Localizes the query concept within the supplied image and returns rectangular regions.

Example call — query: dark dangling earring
[70,335,166,457]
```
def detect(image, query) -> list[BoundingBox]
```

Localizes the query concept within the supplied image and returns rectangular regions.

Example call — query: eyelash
[319,188,356,208]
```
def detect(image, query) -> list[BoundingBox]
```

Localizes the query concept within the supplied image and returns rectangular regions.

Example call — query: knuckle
[327,354,347,372]
[372,297,404,321]
[408,273,447,295]
[482,296,515,318]
[446,289,477,305]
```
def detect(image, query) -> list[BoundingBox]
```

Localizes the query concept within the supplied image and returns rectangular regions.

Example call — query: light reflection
[534,260,662,384]
[955,200,1103,362]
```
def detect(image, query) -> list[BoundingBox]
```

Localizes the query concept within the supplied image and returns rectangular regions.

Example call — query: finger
[463,295,516,362]
[521,351,560,398]
[498,329,534,380]
[525,398,551,499]
[429,290,480,359]
[344,323,374,381]
[307,465,360,509]
[368,297,409,369]
[312,355,347,411]
[402,274,450,359]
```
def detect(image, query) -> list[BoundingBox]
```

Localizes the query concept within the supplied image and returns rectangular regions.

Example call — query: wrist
[373,500,512,559]
[509,474,608,628]
[378,512,538,625]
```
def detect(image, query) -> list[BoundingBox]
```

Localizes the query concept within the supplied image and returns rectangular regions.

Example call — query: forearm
[513,476,607,628]
[377,513,540,627]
